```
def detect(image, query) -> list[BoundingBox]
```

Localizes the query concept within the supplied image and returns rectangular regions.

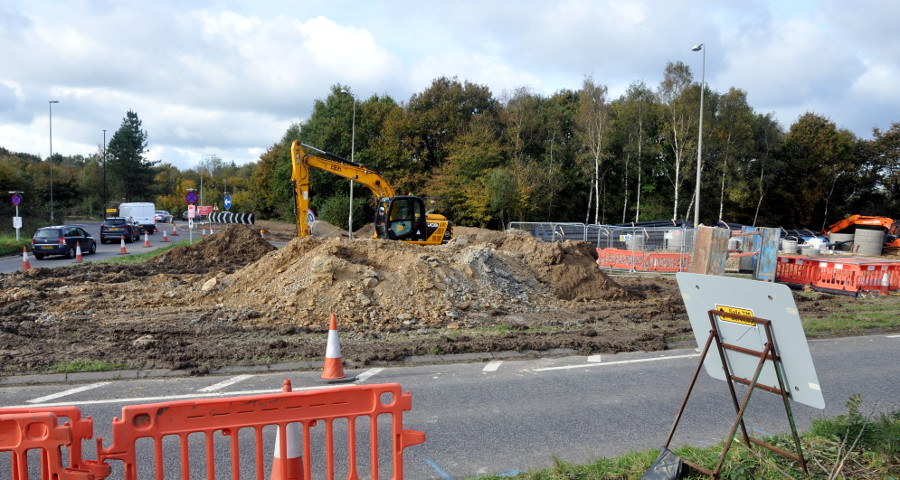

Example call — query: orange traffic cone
[119,236,128,255]
[74,242,83,263]
[161,227,169,242]
[321,313,353,382]
[21,246,31,271]
[171,223,179,236]
[880,271,890,296]
[210,224,215,234]
[270,379,304,480]
[202,228,206,239]
[143,232,151,247]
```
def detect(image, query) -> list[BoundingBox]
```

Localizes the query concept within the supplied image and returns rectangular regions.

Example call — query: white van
[119,202,157,234]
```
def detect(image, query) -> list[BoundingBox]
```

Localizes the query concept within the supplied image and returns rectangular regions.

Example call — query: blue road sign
[11,193,22,206]
[186,191,198,204]
[224,194,232,210]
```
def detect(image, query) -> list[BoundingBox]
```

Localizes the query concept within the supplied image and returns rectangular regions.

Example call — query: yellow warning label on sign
[715,305,756,326]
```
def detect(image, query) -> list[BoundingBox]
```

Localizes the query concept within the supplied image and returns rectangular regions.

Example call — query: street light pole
[49,100,59,223]
[102,129,107,214]
[349,96,356,239]
[341,89,357,240]
[692,44,705,227]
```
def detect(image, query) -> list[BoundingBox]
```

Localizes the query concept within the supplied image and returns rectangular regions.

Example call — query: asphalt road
[0,220,209,273]
[0,334,897,479]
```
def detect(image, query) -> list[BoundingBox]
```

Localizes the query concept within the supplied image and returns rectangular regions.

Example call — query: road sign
[198,205,213,215]
[11,193,22,206]
[186,191,198,204]
[224,195,232,210]
[187,204,196,218]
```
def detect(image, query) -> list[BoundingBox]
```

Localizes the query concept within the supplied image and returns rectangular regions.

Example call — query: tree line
[2,63,899,235]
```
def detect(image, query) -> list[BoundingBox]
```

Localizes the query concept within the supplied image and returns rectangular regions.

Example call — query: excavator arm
[291,141,397,238]
[290,140,453,244]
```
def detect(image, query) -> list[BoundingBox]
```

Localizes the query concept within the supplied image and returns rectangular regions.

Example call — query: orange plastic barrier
[774,256,816,287]
[644,251,692,272]
[596,248,692,272]
[1,382,424,480]
[810,261,893,294]
[0,406,110,479]
[96,381,425,480]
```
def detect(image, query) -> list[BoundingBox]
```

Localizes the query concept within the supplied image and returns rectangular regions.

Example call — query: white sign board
[676,272,825,409]
[12,216,22,229]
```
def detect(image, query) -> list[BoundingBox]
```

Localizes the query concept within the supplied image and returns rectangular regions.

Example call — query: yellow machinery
[290,141,453,245]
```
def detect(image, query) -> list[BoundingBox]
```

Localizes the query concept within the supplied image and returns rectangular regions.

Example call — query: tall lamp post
[102,129,107,214]
[691,44,705,228]
[49,100,59,223]
[341,89,357,239]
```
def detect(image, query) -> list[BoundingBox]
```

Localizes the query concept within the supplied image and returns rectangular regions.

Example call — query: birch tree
[575,77,609,224]
[657,62,695,221]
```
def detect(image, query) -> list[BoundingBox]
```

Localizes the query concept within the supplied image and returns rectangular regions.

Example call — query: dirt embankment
[0,223,866,376]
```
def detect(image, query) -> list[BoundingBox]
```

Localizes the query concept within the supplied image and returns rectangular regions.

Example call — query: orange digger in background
[822,215,900,247]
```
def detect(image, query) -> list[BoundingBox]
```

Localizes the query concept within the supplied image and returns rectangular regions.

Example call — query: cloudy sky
[2,0,897,171]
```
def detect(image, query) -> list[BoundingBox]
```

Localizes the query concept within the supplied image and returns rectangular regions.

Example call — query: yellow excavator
[290,141,453,245]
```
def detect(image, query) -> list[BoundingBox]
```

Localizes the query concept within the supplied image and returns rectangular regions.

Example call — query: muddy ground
[0,221,895,377]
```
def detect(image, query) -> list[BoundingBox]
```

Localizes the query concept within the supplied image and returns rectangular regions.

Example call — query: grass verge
[0,233,31,256]
[473,396,898,479]
[98,238,192,264]
[45,360,129,374]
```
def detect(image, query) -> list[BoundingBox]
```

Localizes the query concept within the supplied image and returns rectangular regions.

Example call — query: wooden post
[690,226,730,275]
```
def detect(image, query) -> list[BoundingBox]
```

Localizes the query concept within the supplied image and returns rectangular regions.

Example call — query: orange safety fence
[775,256,900,294]
[809,261,897,294]
[596,248,692,273]
[1,382,425,480]
[774,256,816,287]
[0,406,111,479]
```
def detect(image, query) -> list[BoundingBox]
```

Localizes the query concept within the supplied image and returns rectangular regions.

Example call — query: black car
[31,225,97,260]
[100,217,141,244]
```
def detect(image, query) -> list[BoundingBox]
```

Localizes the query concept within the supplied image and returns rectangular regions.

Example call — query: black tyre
[89,242,97,254]
[34,253,44,260]
[67,247,76,259]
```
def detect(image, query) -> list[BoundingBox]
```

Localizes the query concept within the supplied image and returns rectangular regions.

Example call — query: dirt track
[0,222,889,376]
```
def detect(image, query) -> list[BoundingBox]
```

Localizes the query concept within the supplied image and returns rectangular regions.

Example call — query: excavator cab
[374,196,429,242]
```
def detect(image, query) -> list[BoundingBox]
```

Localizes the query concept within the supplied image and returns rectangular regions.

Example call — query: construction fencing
[508,222,696,273]
[0,381,425,480]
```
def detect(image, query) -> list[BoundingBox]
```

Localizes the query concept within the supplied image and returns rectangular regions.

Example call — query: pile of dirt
[0,222,705,375]
[200,230,633,332]
[150,224,276,274]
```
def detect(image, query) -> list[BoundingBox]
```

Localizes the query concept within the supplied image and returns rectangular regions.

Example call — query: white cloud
[0,0,897,171]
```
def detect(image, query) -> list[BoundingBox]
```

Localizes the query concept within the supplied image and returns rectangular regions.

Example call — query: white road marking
[27,382,111,403]
[355,368,383,382]
[587,355,603,362]
[887,334,900,338]
[482,361,503,372]
[533,353,700,372]
[9,383,358,409]
[198,374,253,392]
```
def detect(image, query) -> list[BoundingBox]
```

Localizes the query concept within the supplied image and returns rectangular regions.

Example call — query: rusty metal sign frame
[662,309,810,478]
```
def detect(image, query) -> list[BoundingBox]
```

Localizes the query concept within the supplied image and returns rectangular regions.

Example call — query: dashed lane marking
[27,382,111,404]
[10,383,355,409]
[198,374,253,392]
[483,361,503,372]
[533,353,700,372]
[355,368,383,382]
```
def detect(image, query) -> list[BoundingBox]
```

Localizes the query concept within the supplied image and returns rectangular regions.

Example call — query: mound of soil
[2,222,868,377]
